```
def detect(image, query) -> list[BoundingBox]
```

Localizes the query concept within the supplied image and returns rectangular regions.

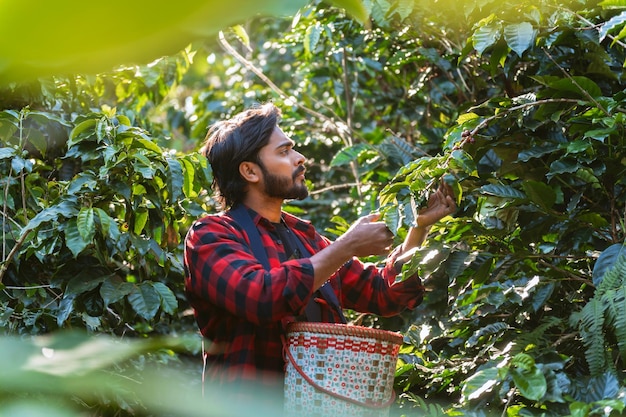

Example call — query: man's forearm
[309,238,354,290]
[401,224,432,253]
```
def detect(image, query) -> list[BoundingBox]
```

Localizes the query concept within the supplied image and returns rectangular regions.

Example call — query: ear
[239,161,261,183]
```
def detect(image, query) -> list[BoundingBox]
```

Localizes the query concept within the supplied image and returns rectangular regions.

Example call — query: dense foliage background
[2,0,626,415]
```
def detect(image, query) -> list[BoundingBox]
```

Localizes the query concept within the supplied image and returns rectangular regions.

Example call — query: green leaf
[575,212,609,229]
[449,149,477,177]
[461,366,500,402]
[576,167,600,187]
[548,159,579,179]
[518,144,559,162]
[180,157,197,198]
[382,205,401,235]
[0,111,19,138]
[131,137,163,154]
[566,139,592,154]
[511,365,547,401]
[134,208,149,235]
[585,372,621,402]
[0,147,16,159]
[599,10,626,42]
[57,297,75,326]
[503,22,536,57]
[24,199,78,235]
[593,244,626,286]
[473,17,501,55]
[77,207,95,242]
[128,283,161,320]
[0,0,312,83]
[65,275,107,298]
[457,112,480,124]
[445,250,469,279]
[329,0,368,24]
[304,22,323,58]
[330,144,369,167]
[93,208,110,235]
[21,331,152,376]
[396,0,414,20]
[68,119,97,147]
[479,184,526,199]
[26,128,48,158]
[64,218,90,257]
[231,25,250,50]
[100,277,134,306]
[152,282,178,314]
[548,76,602,99]
[166,157,183,202]
[521,180,556,211]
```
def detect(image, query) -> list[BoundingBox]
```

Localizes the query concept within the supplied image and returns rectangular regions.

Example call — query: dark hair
[201,103,281,209]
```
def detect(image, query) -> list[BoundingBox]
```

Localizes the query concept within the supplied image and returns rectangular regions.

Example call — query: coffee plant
[2,0,626,416]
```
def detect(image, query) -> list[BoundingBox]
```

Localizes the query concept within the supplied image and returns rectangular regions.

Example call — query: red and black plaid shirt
[183,205,425,385]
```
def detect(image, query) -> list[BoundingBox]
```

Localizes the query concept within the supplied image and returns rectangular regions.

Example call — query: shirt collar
[237,204,316,239]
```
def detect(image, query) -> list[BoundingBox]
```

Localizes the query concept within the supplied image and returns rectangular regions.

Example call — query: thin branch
[310,182,360,195]
[537,259,592,285]
[467,98,582,137]
[217,31,351,141]
[0,227,32,284]
[2,177,9,261]
[542,47,610,116]
[340,45,363,199]
[4,284,51,290]
[574,12,626,49]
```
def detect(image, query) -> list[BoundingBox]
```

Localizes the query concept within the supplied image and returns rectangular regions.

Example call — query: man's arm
[308,213,393,289]
[308,182,456,290]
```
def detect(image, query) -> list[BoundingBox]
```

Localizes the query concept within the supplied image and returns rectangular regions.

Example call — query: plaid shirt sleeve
[334,250,426,317]
[286,214,426,320]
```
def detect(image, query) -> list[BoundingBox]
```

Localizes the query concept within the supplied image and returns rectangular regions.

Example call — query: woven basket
[283,322,403,417]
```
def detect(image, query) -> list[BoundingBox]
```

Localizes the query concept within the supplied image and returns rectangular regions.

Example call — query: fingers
[347,213,394,256]
[363,212,381,222]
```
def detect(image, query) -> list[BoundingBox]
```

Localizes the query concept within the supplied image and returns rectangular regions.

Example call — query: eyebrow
[275,139,295,150]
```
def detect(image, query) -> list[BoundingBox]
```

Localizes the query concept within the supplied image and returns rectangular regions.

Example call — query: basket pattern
[284,323,402,417]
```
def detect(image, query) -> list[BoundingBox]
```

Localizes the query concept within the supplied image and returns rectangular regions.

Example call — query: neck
[241,194,283,223]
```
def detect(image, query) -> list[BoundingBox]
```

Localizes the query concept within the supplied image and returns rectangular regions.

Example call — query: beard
[258,163,309,200]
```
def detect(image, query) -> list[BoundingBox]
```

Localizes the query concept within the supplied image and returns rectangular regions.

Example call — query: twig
[339,45,363,200]
[310,182,360,195]
[0,227,32,284]
[4,284,51,290]
[542,47,610,116]
[574,12,626,50]
[537,259,592,285]
[466,98,581,138]
[217,31,351,140]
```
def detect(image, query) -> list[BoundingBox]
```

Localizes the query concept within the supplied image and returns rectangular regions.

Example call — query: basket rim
[286,322,403,344]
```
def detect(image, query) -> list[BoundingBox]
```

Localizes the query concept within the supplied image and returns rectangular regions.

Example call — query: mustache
[293,166,305,179]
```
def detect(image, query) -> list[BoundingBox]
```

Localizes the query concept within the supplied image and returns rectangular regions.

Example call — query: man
[184,103,456,388]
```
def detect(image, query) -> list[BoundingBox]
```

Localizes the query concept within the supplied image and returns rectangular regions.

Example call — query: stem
[340,44,362,200]
[217,31,352,142]
[574,12,626,50]
[310,182,360,195]
[18,109,27,223]
[467,98,581,138]
[541,47,610,116]
[2,177,8,262]
[0,227,32,284]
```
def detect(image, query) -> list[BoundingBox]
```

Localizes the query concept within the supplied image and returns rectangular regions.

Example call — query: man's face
[256,127,308,201]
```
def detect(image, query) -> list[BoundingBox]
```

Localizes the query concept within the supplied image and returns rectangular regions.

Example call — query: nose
[294,149,306,166]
